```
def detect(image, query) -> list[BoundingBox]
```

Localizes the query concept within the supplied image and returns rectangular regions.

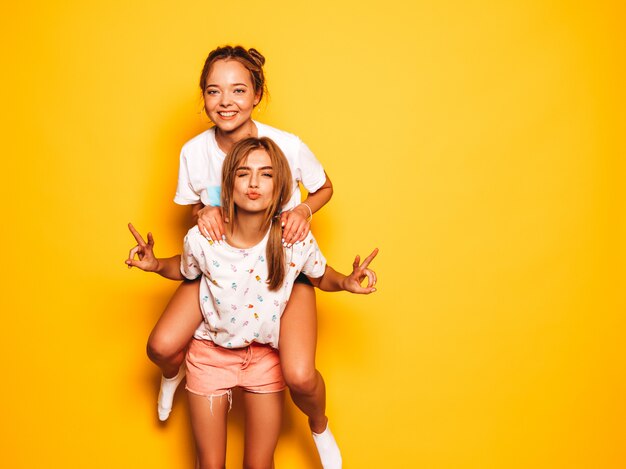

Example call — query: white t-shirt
[174,121,327,210]
[180,226,327,349]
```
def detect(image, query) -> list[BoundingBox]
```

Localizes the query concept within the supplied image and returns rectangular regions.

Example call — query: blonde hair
[221,137,293,290]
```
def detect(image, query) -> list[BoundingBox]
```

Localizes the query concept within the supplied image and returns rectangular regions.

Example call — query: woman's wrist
[296,203,313,221]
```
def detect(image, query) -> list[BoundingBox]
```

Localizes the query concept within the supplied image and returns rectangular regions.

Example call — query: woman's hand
[280,204,311,247]
[341,248,379,294]
[197,205,226,242]
[126,223,160,272]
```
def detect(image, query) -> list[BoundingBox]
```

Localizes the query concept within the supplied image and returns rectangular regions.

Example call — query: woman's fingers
[295,221,310,243]
[360,248,379,269]
[348,253,378,292]
[128,223,146,246]
[199,223,212,240]
[364,269,376,288]
[353,280,376,294]
[210,222,224,242]
[125,257,143,268]
[281,212,311,246]
[126,224,157,271]
[214,215,226,240]
[128,245,140,261]
[287,227,306,244]
[199,217,226,242]
[282,217,297,245]
[127,247,137,266]
[197,206,226,241]
[127,245,142,268]
[369,269,377,287]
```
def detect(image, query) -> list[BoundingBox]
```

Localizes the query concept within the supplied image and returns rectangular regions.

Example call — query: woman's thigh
[188,391,230,468]
[278,282,318,374]
[242,390,284,468]
[148,279,203,355]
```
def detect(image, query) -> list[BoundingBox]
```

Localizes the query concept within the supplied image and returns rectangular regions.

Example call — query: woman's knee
[282,365,319,395]
[146,330,183,363]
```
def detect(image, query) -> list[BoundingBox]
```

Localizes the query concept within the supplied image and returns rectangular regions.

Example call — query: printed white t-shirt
[174,121,327,210]
[180,226,327,349]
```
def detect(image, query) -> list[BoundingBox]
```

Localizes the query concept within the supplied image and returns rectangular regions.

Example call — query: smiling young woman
[145,45,343,468]
[202,59,261,145]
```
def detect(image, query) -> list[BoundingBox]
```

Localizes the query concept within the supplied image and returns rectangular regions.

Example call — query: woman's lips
[218,111,237,119]
[247,192,261,200]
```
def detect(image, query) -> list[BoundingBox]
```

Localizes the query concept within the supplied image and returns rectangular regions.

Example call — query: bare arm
[190,203,203,224]
[308,248,378,294]
[299,172,334,215]
[150,255,184,281]
[281,172,334,246]
[125,223,185,281]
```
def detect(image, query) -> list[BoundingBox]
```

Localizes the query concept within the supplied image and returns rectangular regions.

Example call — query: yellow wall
[1,1,625,468]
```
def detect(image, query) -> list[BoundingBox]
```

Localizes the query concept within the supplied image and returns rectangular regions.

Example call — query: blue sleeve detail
[207,186,222,207]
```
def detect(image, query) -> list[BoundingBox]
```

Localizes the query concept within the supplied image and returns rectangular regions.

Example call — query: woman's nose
[219,91,233,106]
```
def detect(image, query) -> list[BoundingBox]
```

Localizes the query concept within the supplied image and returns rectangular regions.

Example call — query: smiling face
[232,148,274,214]
[203,59,261,136]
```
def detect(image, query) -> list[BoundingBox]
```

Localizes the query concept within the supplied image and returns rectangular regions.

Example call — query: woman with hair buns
[146,45,340,467]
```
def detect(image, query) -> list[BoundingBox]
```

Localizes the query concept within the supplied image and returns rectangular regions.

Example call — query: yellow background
[1,1,625,468]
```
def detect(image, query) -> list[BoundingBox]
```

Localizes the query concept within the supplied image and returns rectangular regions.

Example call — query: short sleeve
[205,186,222,207]
[299,233,327,279]
[296,141,326,194]
[180,227,206,279]
[174,149,202,206]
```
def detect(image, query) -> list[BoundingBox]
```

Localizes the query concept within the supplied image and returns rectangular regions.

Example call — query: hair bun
[248,48,266,66]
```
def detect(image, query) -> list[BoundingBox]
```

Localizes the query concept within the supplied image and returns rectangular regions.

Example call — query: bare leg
[278,282,327,433]
[242,391,284,469]
[280,283,342,467]
[147,279,203,420]
[188,391,230,469]
[147,279,203,378]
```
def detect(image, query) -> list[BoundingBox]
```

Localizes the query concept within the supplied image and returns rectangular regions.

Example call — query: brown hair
[199,45,267,104]
[221,137,293,291]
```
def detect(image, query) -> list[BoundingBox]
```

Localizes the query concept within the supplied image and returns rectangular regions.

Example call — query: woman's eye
[234,88,246,94]
[206,89,218,95]
[237,172,249,178]
[262,173,273,178]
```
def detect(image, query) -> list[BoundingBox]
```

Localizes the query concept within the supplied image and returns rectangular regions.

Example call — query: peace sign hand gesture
[341,248,379,294]
[125,223,160,272]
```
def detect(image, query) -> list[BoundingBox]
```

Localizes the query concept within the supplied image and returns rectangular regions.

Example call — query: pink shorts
[185,339,285,397]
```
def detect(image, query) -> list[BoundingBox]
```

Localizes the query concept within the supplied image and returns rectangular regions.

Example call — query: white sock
[312,424,342,469]
[157,365,185,421]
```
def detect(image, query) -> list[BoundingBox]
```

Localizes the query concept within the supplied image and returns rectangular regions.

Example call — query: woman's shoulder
[289,231,319,255]
[185,225,203,242]
[181,128,215,154]
[255,121,303,148]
